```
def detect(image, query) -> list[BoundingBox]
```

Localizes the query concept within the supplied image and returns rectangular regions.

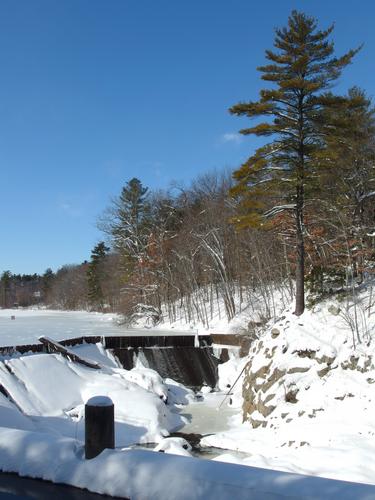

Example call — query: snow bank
[1,427,375,499]
[217,353,248,409]
[0,393,35,432]
[0,344,185,446]
[204,288,375,485]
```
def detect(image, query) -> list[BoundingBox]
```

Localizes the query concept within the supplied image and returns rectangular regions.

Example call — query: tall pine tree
[229,10,359,315]
[98,178,151,302]
[101,178,150,261]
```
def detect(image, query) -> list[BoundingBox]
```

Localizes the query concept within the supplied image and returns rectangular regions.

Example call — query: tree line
[1,11,374,324]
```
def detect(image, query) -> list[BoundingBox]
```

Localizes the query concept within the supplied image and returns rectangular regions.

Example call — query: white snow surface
[0,308,200,347]
[0,343,184,446]
[154,436,192,457]
[203,286,375,486]
[1,427,375,499]
[1,288,375,497]
[0,309,121,346]
[154,284,291,335]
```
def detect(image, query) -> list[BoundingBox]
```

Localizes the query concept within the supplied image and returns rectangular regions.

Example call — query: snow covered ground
[121,280,375,489]
[201,285,375,487]
[2,430,375,499]
[1,288,375,497]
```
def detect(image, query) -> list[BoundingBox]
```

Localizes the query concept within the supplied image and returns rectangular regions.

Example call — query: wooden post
[85,396,115,459]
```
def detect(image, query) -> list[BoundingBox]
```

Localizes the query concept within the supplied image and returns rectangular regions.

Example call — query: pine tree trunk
[294,185,305,316]
[294,91,306,317]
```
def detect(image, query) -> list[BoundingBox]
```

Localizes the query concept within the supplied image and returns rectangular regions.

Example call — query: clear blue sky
[1,0,374,274]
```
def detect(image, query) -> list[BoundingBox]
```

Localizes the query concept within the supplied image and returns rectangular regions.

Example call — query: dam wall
[0,334,224,389]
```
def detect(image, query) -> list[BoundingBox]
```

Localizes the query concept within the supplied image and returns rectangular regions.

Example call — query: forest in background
[1,11,375,326]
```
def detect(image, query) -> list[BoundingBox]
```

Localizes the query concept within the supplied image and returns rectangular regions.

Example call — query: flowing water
[176,392,252,461]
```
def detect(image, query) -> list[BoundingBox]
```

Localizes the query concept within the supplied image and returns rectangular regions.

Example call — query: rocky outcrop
[241,306,375,430]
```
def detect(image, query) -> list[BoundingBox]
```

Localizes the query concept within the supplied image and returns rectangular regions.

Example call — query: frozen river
[0,309,122,346]
[0,309,197,347]
[180,392,237,435]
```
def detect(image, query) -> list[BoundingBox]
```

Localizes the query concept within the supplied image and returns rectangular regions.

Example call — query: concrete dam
[103,335,219,389]
[0,332,243,389]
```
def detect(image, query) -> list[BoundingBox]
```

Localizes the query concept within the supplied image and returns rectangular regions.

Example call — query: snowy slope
[203,286,375,485]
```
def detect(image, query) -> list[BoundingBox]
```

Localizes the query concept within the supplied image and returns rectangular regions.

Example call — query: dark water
[113,346,219,388]
[0,473,126,500]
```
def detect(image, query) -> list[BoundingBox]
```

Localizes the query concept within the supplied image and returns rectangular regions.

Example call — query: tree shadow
[31,414,148,448]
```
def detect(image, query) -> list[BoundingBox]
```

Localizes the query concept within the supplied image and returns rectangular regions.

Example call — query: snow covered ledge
[1,427,375,500]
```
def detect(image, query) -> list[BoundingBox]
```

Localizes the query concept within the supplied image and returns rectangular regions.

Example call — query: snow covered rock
[242,301,375,435]
[154,437,192,456]
[202,294,375,485]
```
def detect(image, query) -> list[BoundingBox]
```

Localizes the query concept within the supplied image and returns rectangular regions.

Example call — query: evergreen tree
[42,268,55,303]
[87,242,109,310]
[229,10,359,315]
[99,178,151,275]
[114,178,150,257]
[313,87,375,278]
[0,271,12,308]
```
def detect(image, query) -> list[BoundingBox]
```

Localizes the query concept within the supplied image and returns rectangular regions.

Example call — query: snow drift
[0,342,186,446]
